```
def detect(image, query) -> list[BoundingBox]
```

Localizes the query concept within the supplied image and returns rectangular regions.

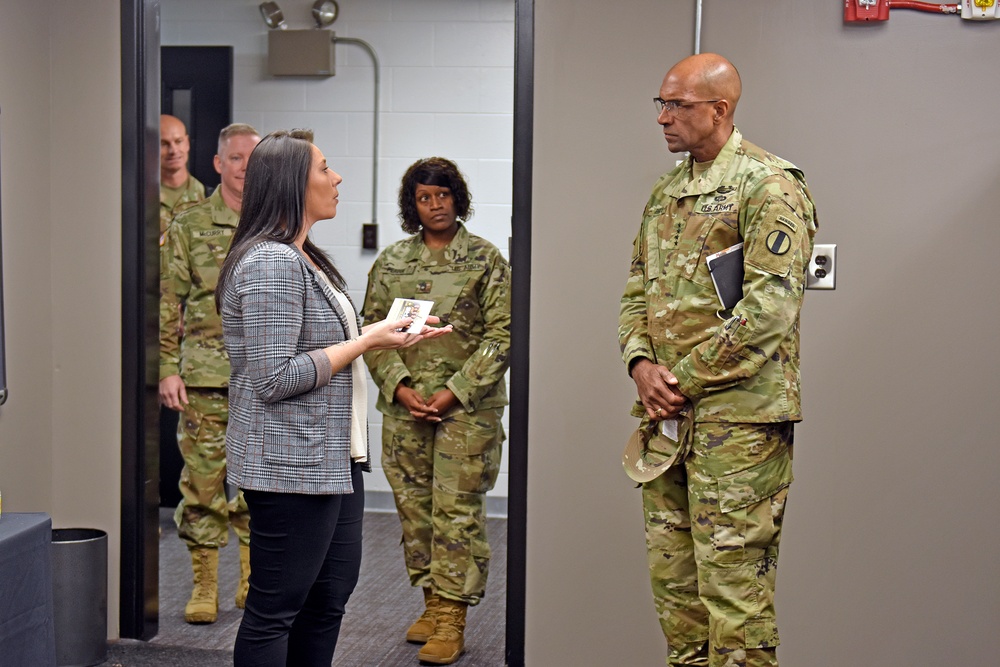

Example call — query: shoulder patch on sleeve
[745,195,804,277]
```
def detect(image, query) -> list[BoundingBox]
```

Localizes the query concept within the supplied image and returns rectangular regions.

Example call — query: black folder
[706,242,744,311]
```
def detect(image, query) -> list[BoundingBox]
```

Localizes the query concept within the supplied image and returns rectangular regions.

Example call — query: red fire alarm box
[845,0,891,21]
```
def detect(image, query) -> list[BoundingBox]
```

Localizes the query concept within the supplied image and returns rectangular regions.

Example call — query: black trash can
[51,528,108,667]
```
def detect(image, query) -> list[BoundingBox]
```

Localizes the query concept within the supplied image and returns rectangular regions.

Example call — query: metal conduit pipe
[694,0,703,55]
[333,36,381,227]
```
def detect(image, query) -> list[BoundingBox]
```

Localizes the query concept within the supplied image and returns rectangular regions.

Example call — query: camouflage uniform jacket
[160,188,237,387]
[363,224,511,420]
[159,174,206,236]
[619,128,818,423]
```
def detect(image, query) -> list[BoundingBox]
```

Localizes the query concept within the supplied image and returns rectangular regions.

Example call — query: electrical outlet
[807,243,837,290]
[362,223,378,250]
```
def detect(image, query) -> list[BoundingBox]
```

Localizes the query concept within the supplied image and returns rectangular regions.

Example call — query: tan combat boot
[236,543,251,609]
[406,588,441,643]
[416,598,467,665]
[184,547,219,624]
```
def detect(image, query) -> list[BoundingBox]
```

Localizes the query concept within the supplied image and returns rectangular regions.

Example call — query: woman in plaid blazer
[217,130,450,667]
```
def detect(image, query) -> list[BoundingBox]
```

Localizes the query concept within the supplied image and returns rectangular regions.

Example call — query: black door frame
[505,1,533,664]
[119,1,533,662]
[120,0,163,641]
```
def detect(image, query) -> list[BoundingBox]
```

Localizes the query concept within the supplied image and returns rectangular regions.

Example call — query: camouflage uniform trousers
[174,388,250,548]
[642,421,794,667]
[381,408,504,605]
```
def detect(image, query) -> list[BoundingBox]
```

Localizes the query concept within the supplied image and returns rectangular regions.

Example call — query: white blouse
[316,271,368,463]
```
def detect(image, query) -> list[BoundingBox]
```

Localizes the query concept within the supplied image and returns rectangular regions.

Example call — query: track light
[259,2,288,30]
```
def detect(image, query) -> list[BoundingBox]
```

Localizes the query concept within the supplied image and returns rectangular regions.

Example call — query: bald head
[657,54,741,162]
[160,114,192,185]
[665,53,741,120]
[161,114,185,136]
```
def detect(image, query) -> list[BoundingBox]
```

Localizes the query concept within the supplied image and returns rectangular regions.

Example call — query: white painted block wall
[161,0,515,503]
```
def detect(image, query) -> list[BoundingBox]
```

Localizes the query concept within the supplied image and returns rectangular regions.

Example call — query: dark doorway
[158,46,234,509]
[161,46,233,192]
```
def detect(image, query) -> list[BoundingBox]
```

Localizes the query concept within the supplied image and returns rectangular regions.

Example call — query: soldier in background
[160,123,261,624]
[618,54,817,667]
[160,114,205,236]
[159,115,205,514]
[363,157,510,665]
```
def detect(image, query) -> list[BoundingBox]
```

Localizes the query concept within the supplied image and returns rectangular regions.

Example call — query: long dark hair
[398,157,473,234]
[216,130,345,312]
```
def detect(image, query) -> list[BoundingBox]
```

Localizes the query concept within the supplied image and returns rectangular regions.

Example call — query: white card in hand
[386,298,434,333]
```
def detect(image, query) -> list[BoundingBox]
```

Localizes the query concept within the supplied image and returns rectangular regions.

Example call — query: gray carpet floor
[106,508,507,666]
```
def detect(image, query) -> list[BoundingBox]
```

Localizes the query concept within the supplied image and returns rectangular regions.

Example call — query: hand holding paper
[386,297,434,333]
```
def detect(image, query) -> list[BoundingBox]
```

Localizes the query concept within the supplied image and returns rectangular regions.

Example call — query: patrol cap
[622,417,688,483]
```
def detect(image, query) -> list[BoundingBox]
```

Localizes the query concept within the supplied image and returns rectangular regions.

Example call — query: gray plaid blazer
[221,241,370,495]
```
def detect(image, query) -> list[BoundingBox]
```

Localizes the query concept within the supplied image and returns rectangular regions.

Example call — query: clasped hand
[394,385,458,423]
[631,358,688,420]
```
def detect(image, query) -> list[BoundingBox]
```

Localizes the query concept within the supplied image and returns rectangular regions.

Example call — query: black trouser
[234,463,364,667]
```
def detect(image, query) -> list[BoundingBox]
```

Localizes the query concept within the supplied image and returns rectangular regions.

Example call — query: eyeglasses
[653,98,720,114]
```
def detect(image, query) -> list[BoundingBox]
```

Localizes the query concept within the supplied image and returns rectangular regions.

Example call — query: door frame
[119,0,162,641]
[119,1,533,662]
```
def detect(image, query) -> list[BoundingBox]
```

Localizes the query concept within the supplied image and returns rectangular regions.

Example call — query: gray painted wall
[526,1,999,665]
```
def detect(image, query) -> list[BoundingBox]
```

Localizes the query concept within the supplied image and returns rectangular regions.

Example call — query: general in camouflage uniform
[363,157,510,665]
[619,55,817,667]
[160,121,260,625]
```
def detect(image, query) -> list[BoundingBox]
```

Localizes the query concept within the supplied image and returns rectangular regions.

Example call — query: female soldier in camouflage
[363,157,511,665]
